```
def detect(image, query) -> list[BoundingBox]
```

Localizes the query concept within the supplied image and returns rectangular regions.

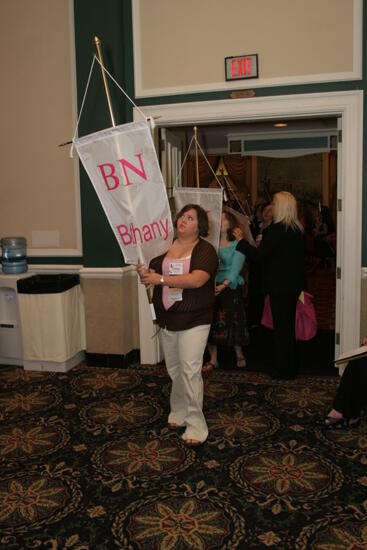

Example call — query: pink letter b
[98,163,119,190]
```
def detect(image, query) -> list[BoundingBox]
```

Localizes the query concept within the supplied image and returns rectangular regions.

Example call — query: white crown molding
[79,266,137,279]
[135,71,361,99]
[26,265,137,279]
[134,90,363,126]
[28,248,83,257]
[27,264,83,274]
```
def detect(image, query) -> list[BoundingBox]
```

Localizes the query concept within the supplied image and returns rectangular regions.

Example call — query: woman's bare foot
[184,438,203,446]
[326,409,343,420]
[324,408,345,428]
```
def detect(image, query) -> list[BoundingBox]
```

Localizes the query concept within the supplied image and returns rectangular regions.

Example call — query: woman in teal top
[204,210,249,371]
[216,240,245,288]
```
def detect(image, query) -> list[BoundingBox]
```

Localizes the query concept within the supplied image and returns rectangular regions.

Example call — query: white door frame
[135,90,363,364]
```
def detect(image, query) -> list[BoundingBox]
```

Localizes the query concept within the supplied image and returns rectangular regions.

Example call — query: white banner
[73,121,173,265]
[173,187,223,251]
[223,205,256,246]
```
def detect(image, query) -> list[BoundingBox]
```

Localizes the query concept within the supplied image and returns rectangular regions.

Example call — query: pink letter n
[118,153,147,186]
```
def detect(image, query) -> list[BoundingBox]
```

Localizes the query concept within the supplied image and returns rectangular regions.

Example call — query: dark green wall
[73,0,367,266]
[73,0,134,267]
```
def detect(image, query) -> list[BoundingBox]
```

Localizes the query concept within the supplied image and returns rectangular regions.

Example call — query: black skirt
[208,286,249,347]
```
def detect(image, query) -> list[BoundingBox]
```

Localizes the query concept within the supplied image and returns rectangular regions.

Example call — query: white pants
[159,324,210,442]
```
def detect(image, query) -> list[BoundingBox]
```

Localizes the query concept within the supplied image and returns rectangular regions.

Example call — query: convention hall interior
[0,1,366,547]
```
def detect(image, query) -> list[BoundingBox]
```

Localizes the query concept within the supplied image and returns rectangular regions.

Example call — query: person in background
[247,201,273,328]
[204,210,249,372]
[299,204,316,264]
[313,205,336,268]
[250,200,266,241]
[324,336,367,429]
[254,201,273,246]
[235,191,306,380]
[138,204,218,446]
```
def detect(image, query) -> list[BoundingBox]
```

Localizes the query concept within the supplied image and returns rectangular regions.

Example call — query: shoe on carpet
[202,361,217,373]
[324,416,360,429]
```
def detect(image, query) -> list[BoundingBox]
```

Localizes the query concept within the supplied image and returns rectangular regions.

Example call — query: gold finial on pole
[94,36,116,127]
[193,126,200,188]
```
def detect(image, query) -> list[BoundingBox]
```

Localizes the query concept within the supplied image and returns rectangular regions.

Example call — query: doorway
[134,91,363,366]
[161,122,338,373]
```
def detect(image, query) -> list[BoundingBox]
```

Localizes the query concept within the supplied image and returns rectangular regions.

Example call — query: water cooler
[0,273,33,365]
[1,236,27,274]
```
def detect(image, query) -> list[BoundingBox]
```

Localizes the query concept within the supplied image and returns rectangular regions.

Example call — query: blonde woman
[235,191,306,380]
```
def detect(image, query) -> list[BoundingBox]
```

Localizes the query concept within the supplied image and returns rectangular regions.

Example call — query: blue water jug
[1,237,28,274]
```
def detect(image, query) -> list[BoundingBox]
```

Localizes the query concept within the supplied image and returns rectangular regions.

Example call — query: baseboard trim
[85,350,140,368]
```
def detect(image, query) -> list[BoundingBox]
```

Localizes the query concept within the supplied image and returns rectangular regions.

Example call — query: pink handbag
[261,292,317,341]
[261,295,274,330]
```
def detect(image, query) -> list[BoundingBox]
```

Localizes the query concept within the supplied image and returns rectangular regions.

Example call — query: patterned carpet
[0,363,366,549]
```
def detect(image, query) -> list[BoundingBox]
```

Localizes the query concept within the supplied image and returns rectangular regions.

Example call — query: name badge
[168,288,183,301]
[168,261,183,301]
[169,262,183,275]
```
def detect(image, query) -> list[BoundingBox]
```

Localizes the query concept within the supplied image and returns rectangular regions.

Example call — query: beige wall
[134,0,359,97]
[0,0,80,255]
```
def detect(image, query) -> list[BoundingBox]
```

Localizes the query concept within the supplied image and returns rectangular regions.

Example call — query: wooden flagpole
[94,36,116,127]
[93,37,156,319]
[193,126,200,188]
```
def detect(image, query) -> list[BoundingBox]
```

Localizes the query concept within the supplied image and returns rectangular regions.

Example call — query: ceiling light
[273,122,288,128]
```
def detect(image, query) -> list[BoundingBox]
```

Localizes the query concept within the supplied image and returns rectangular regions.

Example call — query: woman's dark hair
[261,201,272,214]
[174,204,209,237]
[222,210,238,241]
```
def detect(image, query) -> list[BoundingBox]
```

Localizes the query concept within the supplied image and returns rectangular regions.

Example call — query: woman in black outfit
[235,191,306,380]
[324,336,367,429]
[248,201,273,328]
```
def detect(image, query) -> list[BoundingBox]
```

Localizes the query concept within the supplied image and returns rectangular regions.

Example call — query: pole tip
[94,36,100,45]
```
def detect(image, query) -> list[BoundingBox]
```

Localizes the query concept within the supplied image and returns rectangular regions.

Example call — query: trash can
[17,274,86,372]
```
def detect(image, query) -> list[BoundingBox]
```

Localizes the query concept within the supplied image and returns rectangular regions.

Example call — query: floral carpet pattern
[0,364,366,549]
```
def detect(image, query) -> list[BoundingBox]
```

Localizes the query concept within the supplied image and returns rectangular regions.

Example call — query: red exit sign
[225,54,258,81]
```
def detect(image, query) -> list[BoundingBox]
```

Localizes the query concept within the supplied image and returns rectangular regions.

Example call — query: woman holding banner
[138,204,218,446]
